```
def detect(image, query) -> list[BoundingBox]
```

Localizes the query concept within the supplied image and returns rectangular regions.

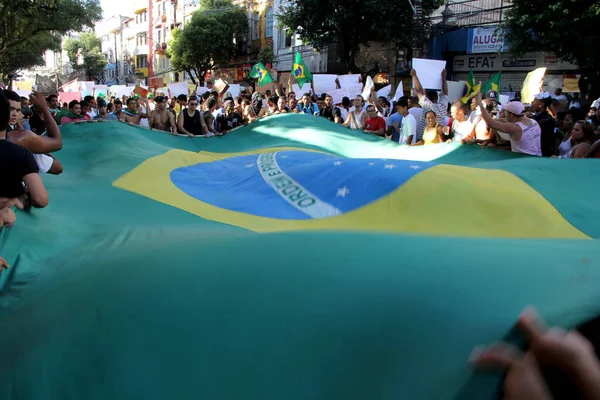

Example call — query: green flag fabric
[248,62,274,86]
[0,115,599,399]
[481,71,502,98]
[292,51,313,89]
[461,69,481,103]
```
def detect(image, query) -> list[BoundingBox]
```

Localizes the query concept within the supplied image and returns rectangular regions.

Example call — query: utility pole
[114,31,119,84]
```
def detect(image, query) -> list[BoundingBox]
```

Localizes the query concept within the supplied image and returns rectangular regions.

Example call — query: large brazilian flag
[0,114,599,399]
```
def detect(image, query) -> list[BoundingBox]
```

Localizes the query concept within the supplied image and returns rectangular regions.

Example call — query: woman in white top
[557,120,596,158]
[476,93,542,156]
[343,96,367,130]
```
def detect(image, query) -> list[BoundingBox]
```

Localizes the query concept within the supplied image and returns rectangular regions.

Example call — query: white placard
[94,84,109,97]
[376,85,392,99]
[412,58,447,90]
[345,84,363,99]
[328,88,347,105]
[499,94,510,105]
[15,90,30,98]
[168,82,189,97]
[111,85,131,98]
[521,67,546,104]
[195,85,209,95]
[224,84,240,98]
[392,81,404,102]
[337,74,361,88]
[446,81,466,103]
[292,83,307,96]
[361,76,374,100]
[313,74,338,95]
[79,81,95,92]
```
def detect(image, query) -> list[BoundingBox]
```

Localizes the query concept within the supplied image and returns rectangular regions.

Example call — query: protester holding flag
[481,72,501,99]
[292,52,313,90]
[248,63,274,87]
[461,69,481,104]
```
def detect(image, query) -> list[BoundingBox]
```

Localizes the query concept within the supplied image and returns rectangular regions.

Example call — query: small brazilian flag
[249,62,274,87]
[461,69,480,103]
[292,52,313,90]
[481,71,502,99]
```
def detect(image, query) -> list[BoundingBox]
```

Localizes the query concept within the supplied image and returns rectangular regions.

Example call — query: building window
[281,29,292,48]
[136,55,148,68]
[265,7,273,38]
[136,15,139,24]
[252,12,260,40]
[157,30,161,45]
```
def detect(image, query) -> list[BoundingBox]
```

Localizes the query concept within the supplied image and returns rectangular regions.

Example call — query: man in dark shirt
[320,94,342,124]
[216,100,243,134]
[531,92,558,157]
[0,90,48,208]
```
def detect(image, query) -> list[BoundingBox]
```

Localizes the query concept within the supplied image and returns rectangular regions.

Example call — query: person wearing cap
[530,92,557,157]
[149,96,177,135]
[476,92,542,156]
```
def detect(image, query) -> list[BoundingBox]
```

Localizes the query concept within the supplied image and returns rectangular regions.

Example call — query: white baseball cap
[502,101,525,116]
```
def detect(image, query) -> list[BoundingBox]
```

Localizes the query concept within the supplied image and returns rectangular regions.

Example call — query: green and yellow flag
[292,51,312,89]
[481,71,502,98]
[0,115,598,399]
[248,62,274,86]
[461,69,480,103]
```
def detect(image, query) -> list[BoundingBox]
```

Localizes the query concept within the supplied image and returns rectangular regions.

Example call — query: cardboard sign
[133,85,149,98]
[213,79,230,95]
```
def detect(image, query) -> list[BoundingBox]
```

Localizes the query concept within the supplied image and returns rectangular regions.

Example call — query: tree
[0,0,102,77]
[502,0,600,99]
[64,32,107,81]
[168,0,248,85]
[277,0,444,72]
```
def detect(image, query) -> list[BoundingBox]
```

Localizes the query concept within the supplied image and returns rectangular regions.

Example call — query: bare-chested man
[120,97,148,125]
[149,96,177,134]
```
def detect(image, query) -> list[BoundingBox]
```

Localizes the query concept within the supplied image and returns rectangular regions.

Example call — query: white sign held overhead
[446,81,466,103]
[328,88,347,105]
[168,82,189,97]
[392,81,404,102]
[337,74,361,88]
[361,76,374,100]
[313,74,338,95]
[376,85,392,100]
[345,84,363,99]
[412,58,446,90]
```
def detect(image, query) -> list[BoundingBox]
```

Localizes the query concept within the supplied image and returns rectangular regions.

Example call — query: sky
[100,0,121,19]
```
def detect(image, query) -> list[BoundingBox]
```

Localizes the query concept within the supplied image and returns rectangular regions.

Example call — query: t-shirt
[365,116,386,133]
[388,113,403,143]
[320,106,342,123]
[0,139,39,198]
[400,113,417,144]
[408,108,424,143]
[451,119,474,142]
[297,103,319,115]
[216,112,243,133]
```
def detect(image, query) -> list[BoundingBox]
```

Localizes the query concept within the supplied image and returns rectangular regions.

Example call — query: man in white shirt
[394,98,416,144]
[449,101,474,143]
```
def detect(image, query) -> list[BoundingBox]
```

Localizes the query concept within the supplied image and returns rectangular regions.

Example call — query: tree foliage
[0,0,102,76]
[167,0,248,85]
[502,0,600,98]
[64,32,107,81]
[277,0,444,72]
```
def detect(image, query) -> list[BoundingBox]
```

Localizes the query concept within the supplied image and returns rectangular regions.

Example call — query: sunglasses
[189,103,198,106]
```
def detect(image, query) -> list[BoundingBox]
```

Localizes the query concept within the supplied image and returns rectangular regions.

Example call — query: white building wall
[272,0,327,73]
